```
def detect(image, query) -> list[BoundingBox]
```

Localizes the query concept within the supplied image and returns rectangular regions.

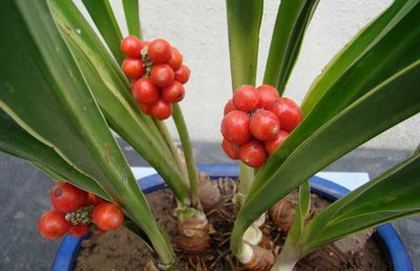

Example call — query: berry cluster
[221,85,303,168]
[38,182,124,240]
[121,36,191,120]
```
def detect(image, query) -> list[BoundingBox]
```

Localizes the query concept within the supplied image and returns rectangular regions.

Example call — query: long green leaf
[251,0,420,195]
[231,61,420,254]
[0,0,174,264]
[264,0,320,94]
[226,0,263,89]
[49,1,189,203]
[81,0,123,62]
[302,151,420,254]
[0,109,109,200]
[301,0,419,114]
[122,0,142,38]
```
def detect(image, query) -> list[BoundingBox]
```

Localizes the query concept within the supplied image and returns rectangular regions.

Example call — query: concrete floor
[0,142,418,270]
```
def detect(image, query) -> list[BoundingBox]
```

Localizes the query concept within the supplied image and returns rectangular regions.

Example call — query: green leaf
[301,0,420,115]
[231,60,420,254]
[302,150,420,254]
[0,0,174,265]
[226,0,263,88]
[49,1,190,203]
[263,0,320,94]
[122,0,142,38]
[81,0,123,62]
[251,0,420,196]
[0,109,109,200]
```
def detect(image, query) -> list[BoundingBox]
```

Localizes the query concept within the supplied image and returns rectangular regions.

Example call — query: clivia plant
[0,0,419,270]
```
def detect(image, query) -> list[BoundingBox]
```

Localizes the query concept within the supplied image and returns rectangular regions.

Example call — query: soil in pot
[74,178,389,271]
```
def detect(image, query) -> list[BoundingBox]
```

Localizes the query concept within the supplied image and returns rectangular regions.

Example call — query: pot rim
[52,163,413,271]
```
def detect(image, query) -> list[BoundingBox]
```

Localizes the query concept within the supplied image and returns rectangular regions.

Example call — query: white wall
[76,0,419,150]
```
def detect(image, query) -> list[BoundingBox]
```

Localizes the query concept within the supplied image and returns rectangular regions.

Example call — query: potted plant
[0,0,419,270]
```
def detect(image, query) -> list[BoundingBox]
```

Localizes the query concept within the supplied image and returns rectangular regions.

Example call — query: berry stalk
[172,104,200,207]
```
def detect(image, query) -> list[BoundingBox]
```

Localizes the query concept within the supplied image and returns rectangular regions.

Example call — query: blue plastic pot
[53,164,413,271]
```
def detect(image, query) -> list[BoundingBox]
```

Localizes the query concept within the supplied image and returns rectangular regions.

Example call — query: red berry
[162,81,185,103]
[50,182,88,213]
[120,36,144,58]
[270,98,303,132]
[38,210,71,240]
[221,110,251,145]
[168,47,183,71]
[250,110,280,141]
[151,99,172,120]
[174,64,191,84]
[132,78,159,105]
[148,39,171,64]
[239,140,267,168]
[150,64,175,87]
[257,85,279,109]
[232,85,259,112]
[88,193,107,206]
[265,130,289,154]
[224,99,236,115]
[121,58,144,79]
[221,138,240,160]
[92,203,124,231]
[68,224,90,237]
[140,103,153,115]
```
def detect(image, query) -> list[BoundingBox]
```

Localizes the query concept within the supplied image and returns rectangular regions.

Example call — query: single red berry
[239,140,267,168]
[50,182,88,213]
[257,85,279,109]
[250,110,281,141]
[265,130,289,154]
[120,36,144,58]
[132,78,160,105]
[221,138,240,160]
[174,64,191,84]
[68,224,90,237]
[140,103,153,115]
[92,203,124,231]
[151,99,172,120]
[168,47,183,71]
[38,210,71,240]
[88,193,107,206]
[232,85,259,112]
[221,110,251,145]
[162,81,185,103]
[148,39,172,64]
[121,58,144,79]
[270,97,303,132]
[224,99,236,115]
[150,64,175,88]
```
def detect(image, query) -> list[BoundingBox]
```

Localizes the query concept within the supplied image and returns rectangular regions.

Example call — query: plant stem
[236,162,254,205]
[172,104,200,207]
[153,118,188,180]
[271,241,300,271]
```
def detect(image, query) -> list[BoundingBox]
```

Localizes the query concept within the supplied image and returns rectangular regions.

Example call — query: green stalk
[226,0,263,196]
[236,163,254,206]
[153,119,188,181]
[172,104,200,207]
